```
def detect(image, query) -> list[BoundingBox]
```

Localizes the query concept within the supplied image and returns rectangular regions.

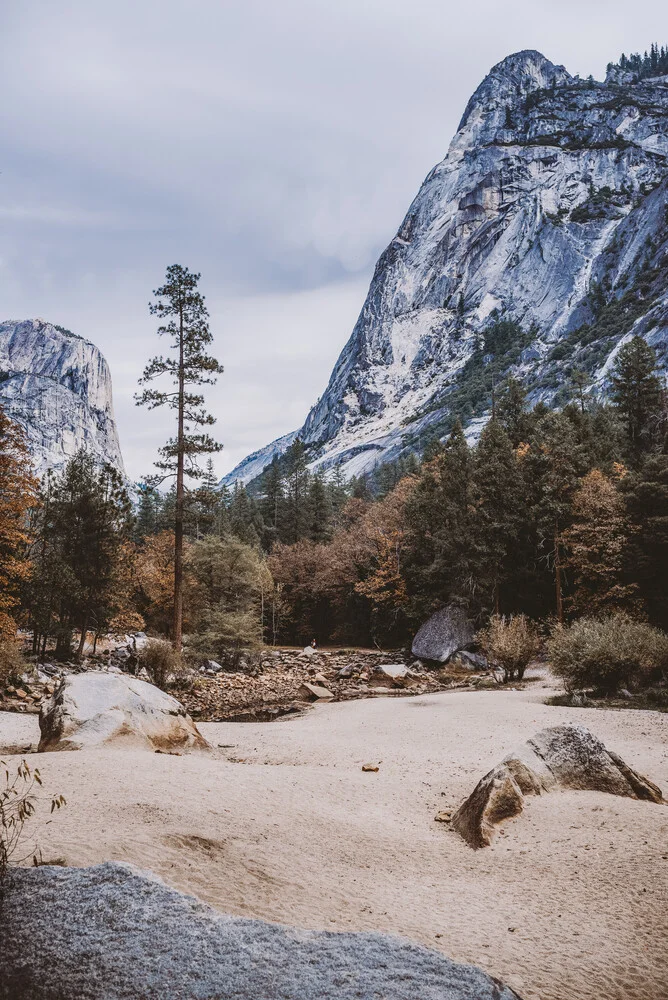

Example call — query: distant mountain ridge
[0,318,124,475]
[223,48,668,487]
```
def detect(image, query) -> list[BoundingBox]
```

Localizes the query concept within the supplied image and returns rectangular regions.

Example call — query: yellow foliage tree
[563,468,635,615]
[0,407,38,637]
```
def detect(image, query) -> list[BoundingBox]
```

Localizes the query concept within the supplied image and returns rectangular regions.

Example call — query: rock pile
[180,648,487,722]
[1,644,494,724]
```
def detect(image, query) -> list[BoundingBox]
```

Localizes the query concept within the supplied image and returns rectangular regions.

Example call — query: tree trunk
[55,627,73,661]
[174,297,185,652]
[554,525,564,624]
[76,617,88,658]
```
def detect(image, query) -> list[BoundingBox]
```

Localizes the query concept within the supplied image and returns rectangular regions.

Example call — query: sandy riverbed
[2,685,667,1000]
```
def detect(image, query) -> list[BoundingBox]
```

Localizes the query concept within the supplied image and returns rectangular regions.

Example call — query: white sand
[2,686,667,1000]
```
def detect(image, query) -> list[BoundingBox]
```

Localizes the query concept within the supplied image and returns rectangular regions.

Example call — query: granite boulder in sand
[38,673,209,752]
[452,723,664,848]
[0,863,522,1000]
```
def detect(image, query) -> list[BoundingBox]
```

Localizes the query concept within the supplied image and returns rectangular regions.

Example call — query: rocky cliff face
[224,49,668,485]
[0,319,124,475]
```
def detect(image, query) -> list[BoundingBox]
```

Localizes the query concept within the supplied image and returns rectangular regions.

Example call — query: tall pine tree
[135,265,224,651]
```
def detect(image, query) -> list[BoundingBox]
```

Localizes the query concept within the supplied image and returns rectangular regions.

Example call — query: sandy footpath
[2,686,667,1000]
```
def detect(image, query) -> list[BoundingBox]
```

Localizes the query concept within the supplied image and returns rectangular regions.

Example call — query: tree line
[0,262,665,661]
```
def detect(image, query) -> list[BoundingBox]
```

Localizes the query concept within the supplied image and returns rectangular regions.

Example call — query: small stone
[434,810,453,823]
[299,682,334,701]
[362,763,380,772]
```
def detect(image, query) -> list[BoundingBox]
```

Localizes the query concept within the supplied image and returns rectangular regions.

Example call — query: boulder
[411,605,474,663]
[201,659,224,674]
[374,664,408,682]
[449,650,489,671]
[0,863,522,1000]
[299,682,334,701]
[38,673,209,752]
[452,724,664,848]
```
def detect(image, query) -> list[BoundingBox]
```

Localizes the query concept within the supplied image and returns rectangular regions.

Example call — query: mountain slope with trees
[224,46,668,488]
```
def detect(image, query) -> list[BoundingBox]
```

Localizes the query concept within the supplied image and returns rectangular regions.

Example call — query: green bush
[476,614,541,682]
[548,614,668,695]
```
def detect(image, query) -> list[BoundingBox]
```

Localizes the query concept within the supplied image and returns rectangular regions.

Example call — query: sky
[1,0,666,480]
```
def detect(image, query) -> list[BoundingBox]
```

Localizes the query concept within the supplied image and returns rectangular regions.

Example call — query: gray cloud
[1,0,665,478]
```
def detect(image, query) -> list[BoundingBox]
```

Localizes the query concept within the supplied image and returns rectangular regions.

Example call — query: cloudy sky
[1,1,665,479]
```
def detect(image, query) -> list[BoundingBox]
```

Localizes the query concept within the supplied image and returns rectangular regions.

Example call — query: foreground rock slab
[412,605,474,663]
[452,724,664,849]
[38,673,209,752]
[0,863,522,1000]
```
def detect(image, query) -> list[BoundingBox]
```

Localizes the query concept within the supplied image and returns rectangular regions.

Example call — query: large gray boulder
[452,724,664,849]
[0,863,522,1000]
[411,605,474,663]
[38,673,209,752]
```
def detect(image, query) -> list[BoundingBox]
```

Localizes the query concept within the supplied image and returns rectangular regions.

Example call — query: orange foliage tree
[269,477,416,646]
[563,467,636,615]
[133,530,191,636]
[0,407,38,637]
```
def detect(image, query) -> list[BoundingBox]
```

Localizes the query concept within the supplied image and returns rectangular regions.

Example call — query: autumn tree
[562,468,635,615]
[136,264,224,651]
[0,407,38,637]
[133,530,182,636]
[354,477,415,643]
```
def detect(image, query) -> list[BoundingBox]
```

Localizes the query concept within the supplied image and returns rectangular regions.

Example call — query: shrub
[1,760,66,879]
[0,638,25,688]
[477,614,541,682]
[548,614,668,695]
[138,639,181,691]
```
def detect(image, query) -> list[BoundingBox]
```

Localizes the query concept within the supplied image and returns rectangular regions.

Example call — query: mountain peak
[458,50,571,131]
[224,48,668,488]
[0,319,124,475]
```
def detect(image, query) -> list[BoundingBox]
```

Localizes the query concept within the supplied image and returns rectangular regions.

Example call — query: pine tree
[29,452,132,659]
[611,335,663,461]
[472,420,523,614]
[229,483,263,548]
[192,459,227,538]
[0,407,38,636]
[135,264,224,650]
[309,472,332,543]
[405,421,477,612]
[523,410,586,621]
[280,439,311,544]
[497,377,534,447]
[260,457,284,548]
[134,481,161,541]
[621,453,668,628]
[571,368,591,414]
